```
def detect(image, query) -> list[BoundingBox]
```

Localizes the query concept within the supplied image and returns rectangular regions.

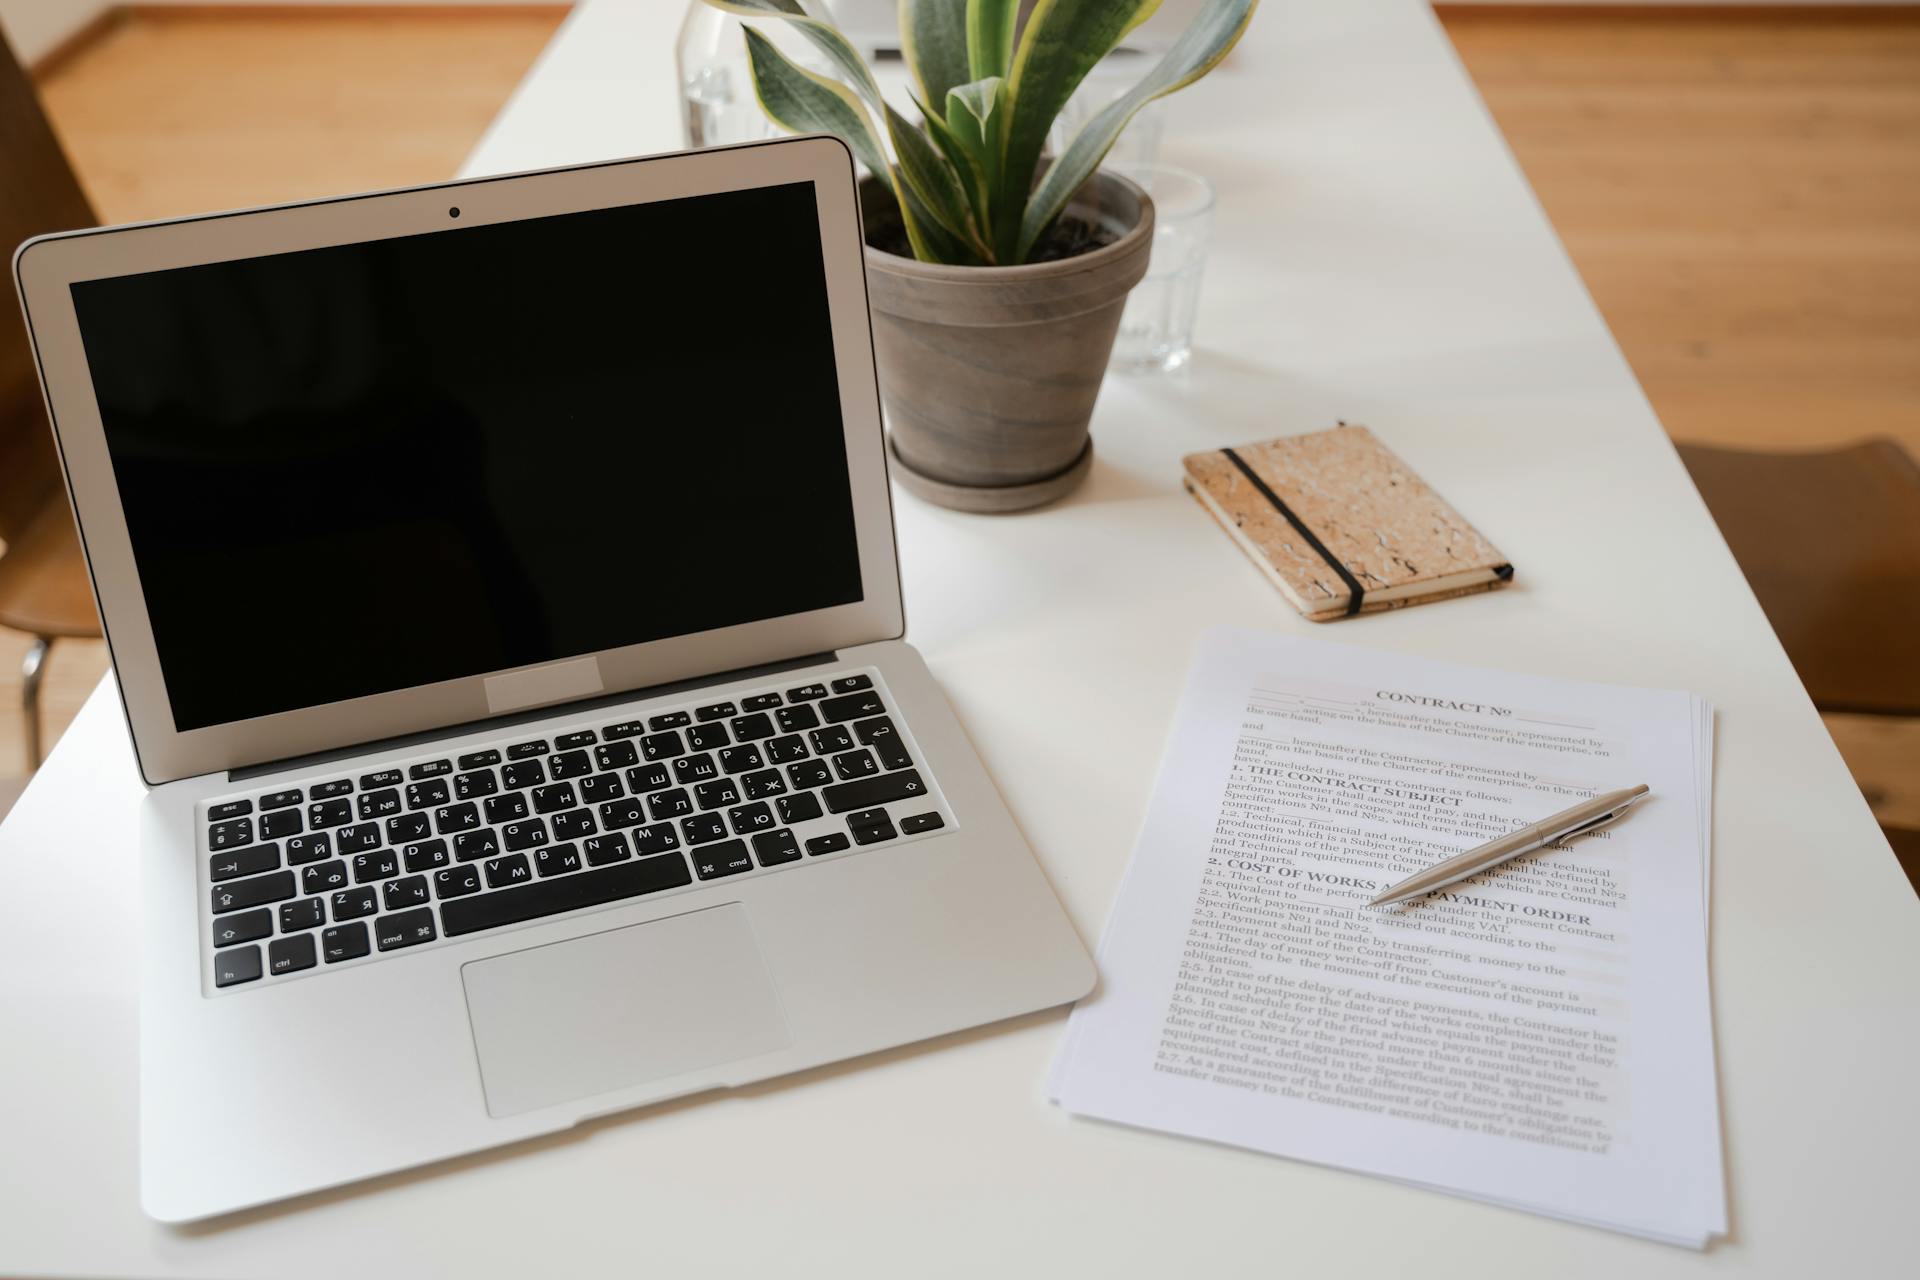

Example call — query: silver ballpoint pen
[1368,784,1652,907]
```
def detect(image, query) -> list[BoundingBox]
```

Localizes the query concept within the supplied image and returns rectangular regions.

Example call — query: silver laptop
[13,136,1094,1223]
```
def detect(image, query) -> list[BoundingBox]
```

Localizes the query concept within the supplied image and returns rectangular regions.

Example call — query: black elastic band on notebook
[1222,446,1366,616]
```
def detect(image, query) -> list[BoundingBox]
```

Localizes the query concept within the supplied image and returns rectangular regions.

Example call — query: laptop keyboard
[201,669,951,992]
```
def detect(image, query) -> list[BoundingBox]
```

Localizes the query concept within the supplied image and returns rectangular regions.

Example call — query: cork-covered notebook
[1182,425,1513,621]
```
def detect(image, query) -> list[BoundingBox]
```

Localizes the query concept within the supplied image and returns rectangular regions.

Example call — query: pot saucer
[887,436,1093,513]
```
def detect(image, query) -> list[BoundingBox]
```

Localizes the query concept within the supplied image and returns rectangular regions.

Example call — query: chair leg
[22,636,50,769]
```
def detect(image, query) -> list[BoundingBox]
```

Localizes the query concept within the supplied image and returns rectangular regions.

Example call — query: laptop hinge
[229,651,840,783]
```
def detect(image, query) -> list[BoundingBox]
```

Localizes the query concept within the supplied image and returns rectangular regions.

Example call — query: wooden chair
[1679,438,1920,887]
[0,26,102,768]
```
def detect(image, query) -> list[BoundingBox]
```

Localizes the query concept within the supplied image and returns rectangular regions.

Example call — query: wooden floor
[3,6,1914,831]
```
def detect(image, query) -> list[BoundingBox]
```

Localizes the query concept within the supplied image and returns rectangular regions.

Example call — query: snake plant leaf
[884,100,992,261]
[1016,0,1257,261]
[740,26,893,196]
[992,0,1163,262]
[965,0,1019,80]
[899,0,971,110]
[702,0,886,115]
[944,76,1005,228]
[915,92,992,235]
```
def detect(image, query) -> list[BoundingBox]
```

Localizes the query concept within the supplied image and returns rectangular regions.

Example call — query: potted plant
[702,0,1259,511]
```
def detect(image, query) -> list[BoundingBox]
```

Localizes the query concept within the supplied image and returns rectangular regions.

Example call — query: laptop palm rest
[460,904,790,1119]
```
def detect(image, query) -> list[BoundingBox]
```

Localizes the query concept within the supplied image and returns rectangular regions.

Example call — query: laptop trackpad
[461,904,790,1119]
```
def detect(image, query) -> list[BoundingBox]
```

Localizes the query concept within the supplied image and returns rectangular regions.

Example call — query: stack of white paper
[1051,628,1725,1246]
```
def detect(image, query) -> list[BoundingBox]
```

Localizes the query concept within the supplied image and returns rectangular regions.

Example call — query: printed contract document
[1050,628,1724,1246]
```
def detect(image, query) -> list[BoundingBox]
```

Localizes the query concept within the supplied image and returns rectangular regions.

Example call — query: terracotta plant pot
[860,172,1155,512]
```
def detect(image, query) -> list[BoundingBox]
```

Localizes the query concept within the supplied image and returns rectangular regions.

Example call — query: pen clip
[1548,806,1631,848]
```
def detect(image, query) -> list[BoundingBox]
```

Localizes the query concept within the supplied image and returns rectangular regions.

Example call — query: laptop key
[409,759,452,779]
[632,822,680,856]
[752,829,801,866]
[874,737,913,771]
[822,769,927,814]
[501,820,548,852]
[212,908,271,949]
[310,779,354,799]
[403,839,450,873]
[727,802,775,836]
[215,946,263,987]
[331,887,377,920]
[832,749,879,781]
[766,734,809,764]
[583,832,630,866]
[285,832,332,865]
[555,730,597,749]
[730,712,776,742]
[357,789,401,821]
[777,793,824,824]
[786,760,832,791]
[210,843,279,883]
[455,769,499,800]
[852,820,898,846]
[406,778,450,810]
[809,726,853,755]
[787,682,828,702]
[549,749,592,781]
[502,760,545,790]
[260,809,303,839]
[208,799,252,821]
[383,875,431,911]
[805,832,850,856]
[775,704,819,733]
[483,793,529,824]
[648,788,693,820]
[681,813,727,845]
[457,749,502,770]
[260,788,303,811]
[434,864,483,898]
[686,723,728,751]
[453,829,502,863]
[360,769,403,791]
[302,861,349,895]
[507,738,549,761]
[435,802,480,834]
[820,691,886,723]
[832,674,873,693]
[335,823,381,854]
[694,779,740,810]
[385,813,430,844]
[646,711,690,731]
[533,844,582,878]
[695,701,737,722]
[742,768,786,801]
[639,731,683,762]
[580,773,623,805]
[532,782,578,815]
[719,744,763,774]
[625,763,671,794]
[268,934,316,975]
[900,812,945,835]
[595,741,639,771]
[352,850,399,883]
[376,908,437,952]
[207,817,254,850]
[692,839,754,880]
[552,810,596,841]
[308,797,352,829]
[280,897,325,932]
[604,719,648,739]
[484,854,532,888]
[439,854,693,937]
[599,798,648,830]
[321,923,370,964]
[741,693,783,712]
[673,753,719,784]
[212,870,295,914]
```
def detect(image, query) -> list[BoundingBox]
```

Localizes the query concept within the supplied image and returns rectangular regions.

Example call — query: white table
[3,1,1914,1274]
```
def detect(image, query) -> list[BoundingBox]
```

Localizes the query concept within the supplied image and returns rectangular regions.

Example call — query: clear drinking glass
[1109,164,1215,374]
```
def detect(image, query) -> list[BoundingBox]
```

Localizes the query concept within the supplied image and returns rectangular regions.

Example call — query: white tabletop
[3,0,1914,1274]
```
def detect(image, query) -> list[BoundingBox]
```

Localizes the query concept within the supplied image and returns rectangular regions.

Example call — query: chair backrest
[0,24,96,543]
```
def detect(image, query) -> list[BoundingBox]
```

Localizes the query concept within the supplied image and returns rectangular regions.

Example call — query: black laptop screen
[69,180,865,732]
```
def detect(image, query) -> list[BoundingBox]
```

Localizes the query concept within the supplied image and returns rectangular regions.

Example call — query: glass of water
[1109,164,1215,374]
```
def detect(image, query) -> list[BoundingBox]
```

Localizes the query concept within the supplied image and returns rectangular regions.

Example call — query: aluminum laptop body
[13,137,1094,1222]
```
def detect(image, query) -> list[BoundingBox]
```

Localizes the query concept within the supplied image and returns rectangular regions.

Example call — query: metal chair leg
[21,636,50,769]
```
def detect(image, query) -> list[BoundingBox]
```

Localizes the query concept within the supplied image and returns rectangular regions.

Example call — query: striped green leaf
[705,0,885,114]
[884,100,991,261]
[899,0,971,110]
[1016,0,1258,260]
[965,0,1019,80]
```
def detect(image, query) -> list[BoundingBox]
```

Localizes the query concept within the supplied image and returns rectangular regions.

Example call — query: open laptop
[13,135,1094,1223]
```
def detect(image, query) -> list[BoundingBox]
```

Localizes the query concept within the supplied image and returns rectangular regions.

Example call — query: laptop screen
[68,181,864,732]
